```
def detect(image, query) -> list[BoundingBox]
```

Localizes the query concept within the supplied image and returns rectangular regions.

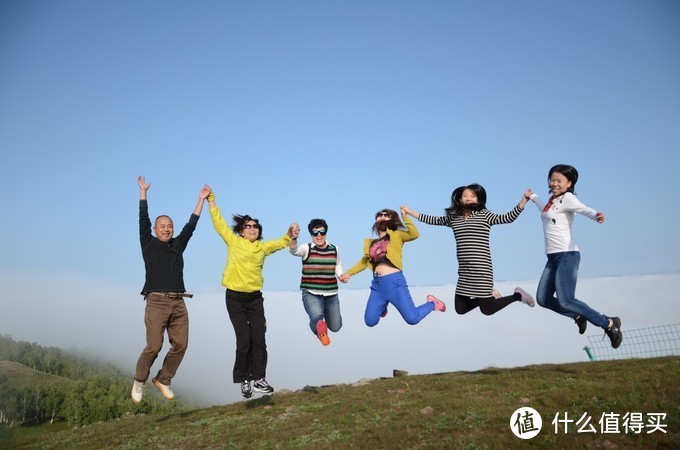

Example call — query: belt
[154,292,193,299]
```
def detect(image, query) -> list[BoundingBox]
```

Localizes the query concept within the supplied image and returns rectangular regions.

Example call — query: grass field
[3,356,678,449]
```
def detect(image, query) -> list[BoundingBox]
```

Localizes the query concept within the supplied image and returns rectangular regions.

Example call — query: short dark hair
[231,214,263,240]
[308,218,328,234]
[548,164,579,194]
[154,215,173,226]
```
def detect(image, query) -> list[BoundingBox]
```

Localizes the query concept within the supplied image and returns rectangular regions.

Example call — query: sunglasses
[243,223,259,230]
[376,212,391,218]
[311,229,327,236]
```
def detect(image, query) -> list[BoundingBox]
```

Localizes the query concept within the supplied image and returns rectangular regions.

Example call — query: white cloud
[1,269,678,406]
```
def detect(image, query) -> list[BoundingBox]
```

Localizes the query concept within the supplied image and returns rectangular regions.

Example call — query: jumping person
[402,184,535,318]
[132,176,210,404]
[529,164,622,348]
[289,218,344,346]
[339,207,445,327]
[208,187,298,398]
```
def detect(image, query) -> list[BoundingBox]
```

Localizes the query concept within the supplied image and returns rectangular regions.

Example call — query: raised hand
[199,184,211,200]
[288,223,300,239]
[138,175,151,191]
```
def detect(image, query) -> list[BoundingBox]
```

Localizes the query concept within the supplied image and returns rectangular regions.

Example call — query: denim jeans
[536,251,609,329]
[135,293,189,385]
[301,291,342,335]
[365,271,434,326]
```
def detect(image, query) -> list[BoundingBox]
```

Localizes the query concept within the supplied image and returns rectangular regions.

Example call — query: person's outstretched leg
[387,272,438,325]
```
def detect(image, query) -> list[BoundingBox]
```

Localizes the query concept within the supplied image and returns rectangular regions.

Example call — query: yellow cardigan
[210,206,291,292]
[347,214,419,275]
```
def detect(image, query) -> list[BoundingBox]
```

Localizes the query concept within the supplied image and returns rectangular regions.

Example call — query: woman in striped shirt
[402,184,535,316]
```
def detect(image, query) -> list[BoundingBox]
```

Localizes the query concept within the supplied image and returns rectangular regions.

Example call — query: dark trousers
[135,293,189,385]
[455,293,518,316]
[226,289,267,383]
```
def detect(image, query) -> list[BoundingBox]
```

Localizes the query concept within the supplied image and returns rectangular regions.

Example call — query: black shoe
[604,317,623,349]
[253,378,274,394]
[240,380,252,399]
[575,316,587,335]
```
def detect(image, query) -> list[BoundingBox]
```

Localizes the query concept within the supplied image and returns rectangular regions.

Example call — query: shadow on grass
[245,394,275,409]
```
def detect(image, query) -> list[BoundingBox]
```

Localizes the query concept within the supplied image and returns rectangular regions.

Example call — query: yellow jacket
[347,214,419,275]
[210,206,291,292]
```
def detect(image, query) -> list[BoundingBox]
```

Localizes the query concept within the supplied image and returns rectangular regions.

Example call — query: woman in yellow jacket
[208,189,298,399]
[339,207,446,326]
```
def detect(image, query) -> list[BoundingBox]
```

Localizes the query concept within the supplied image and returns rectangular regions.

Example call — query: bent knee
[403,315,421,325]
[478,307,495,316]
[364,317,379,327]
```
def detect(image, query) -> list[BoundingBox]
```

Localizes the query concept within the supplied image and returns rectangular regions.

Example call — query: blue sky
[1,1,679,404]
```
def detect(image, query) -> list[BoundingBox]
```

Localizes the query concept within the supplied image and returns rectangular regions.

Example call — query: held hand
[288,223,300,238]
[596,212,605,223]
[338,273,350,283]
[519,189,533,207]
[138,176,151,191]
[401,205,419,219]
[199,184,211,200]
[205,185,216,204]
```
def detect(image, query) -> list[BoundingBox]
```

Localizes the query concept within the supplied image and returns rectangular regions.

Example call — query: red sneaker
[316,320,330,346]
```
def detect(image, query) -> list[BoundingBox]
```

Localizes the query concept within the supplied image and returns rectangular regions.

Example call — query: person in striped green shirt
[289,219,344,346]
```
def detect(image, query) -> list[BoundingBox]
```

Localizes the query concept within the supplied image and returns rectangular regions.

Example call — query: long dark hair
[232,214,263,240]
[548,164,578,194]
[372,208,404,234]
[445,184,487,217]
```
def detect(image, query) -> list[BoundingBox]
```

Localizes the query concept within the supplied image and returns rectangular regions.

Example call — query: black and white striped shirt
[419,204,524,297]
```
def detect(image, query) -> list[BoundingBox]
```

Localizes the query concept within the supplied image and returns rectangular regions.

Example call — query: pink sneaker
[426,294,446,312]
[514,287,535,307]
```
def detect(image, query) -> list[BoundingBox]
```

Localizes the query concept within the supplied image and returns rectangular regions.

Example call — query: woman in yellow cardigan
[339,207,446,326]
[207,188,298,399]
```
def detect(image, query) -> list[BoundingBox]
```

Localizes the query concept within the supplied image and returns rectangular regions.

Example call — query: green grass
[0,360,75,390]
[3,356,679,449]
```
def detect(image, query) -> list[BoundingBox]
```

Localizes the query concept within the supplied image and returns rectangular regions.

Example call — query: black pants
[226,289,267,383]
[455,293,519,316]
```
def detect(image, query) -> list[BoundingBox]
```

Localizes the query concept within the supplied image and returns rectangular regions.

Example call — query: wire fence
[583,323,680,361]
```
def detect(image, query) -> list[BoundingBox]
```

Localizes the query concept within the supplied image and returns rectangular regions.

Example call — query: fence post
[583,345,595,361]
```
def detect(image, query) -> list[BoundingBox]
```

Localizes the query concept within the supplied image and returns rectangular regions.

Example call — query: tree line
[0,335,180,428]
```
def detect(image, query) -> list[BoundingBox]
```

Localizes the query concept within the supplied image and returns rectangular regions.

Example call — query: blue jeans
[536,251,609,329]
[365,271,434,327]
[302,291,342,335]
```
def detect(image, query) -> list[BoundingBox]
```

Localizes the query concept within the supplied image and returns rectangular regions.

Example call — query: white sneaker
[152,377,175,400]
[131,380,144,404]
[514,287,535,307]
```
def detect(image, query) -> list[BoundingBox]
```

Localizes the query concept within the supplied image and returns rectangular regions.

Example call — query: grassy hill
[0,360,76,391]
[3,356,679,449]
